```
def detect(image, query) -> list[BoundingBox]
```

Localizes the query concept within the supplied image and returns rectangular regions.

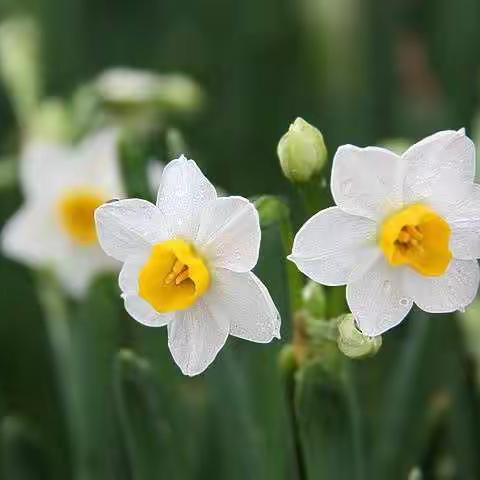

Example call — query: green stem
[283,363,307,480]
[35,271,88,480]
[278,209,303,316]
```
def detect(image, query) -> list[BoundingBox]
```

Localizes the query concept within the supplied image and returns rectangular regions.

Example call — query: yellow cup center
[57,189,105,244]
[379,203,452,276]
[138,239,210,313]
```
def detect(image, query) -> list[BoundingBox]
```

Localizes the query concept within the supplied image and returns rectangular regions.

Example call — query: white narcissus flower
[95,156,280,376]
[2,129,124,298]
[289,129,480,336]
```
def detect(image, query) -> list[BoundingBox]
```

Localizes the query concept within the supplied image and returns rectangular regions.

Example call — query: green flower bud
[302,280,326,319]
[336,314,382,359]
[156,74,204,113]
[277,117,327,183]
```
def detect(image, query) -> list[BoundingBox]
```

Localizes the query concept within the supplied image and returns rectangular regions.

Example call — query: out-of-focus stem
[35,271,89,480]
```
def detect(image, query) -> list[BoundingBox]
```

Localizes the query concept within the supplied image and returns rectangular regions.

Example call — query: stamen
[165,259,186,285]
[175,268,190,285]
[405,225,423,241]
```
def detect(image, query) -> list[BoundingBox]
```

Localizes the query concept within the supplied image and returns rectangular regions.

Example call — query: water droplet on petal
[382,280,392,293]
[399,298,409,306]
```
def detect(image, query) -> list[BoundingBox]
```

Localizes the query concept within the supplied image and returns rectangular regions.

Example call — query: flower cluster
[3,122,479,376]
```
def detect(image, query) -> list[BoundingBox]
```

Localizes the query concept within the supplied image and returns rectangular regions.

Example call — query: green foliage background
[1,0,480,479]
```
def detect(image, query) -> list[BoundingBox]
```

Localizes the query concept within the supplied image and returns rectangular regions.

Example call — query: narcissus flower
[289,129,480,336]
[95,156,280,376]
[2,129,124,297]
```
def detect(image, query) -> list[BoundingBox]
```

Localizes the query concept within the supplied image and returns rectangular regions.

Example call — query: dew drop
[458,306,466,313]
[382,280,392,293]
[399,298,409,306]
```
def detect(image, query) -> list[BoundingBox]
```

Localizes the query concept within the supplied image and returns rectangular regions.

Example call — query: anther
[165,259,186,285]
[405,225,423,241]
[175,268,190,285]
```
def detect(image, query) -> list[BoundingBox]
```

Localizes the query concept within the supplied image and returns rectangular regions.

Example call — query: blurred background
[1,0,480,479]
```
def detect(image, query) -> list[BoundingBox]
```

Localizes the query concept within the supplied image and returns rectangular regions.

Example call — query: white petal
[347,257,413,336]
[167,300,229,376]
[445,184,480,260]
[55,246,118,299]
[403,129,475,204]
[123,294,173,327]
[156,156,217,239]
[196,196,260,272]
[95,199,169,261]
[74,129,124,195]
[20,141,72,201]
[289,207,377,286]
[1,203,66,266]
[404,259,479,313]
[331,145,404,220]
[204,269,280,342]
[118,253,149,294]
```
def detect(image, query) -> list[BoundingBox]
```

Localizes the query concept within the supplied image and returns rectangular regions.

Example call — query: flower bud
[157,74,204,113]
[336,314,381,359]
[277,117,327,183]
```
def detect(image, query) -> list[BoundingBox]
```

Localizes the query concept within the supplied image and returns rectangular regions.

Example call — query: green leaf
[294,357,365,480]
[0,416,49,480]
[113,349,188,480]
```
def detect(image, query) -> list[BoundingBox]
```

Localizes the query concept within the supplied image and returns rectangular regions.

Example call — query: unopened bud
[337,314,382,359]
[277,117,327,183]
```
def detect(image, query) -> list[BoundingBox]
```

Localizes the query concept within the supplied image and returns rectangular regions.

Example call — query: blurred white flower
[95,156,280,376]
[95,67,203,113]
[2,129,124,298]
[289,129,480,336]
[96,68,163,105]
